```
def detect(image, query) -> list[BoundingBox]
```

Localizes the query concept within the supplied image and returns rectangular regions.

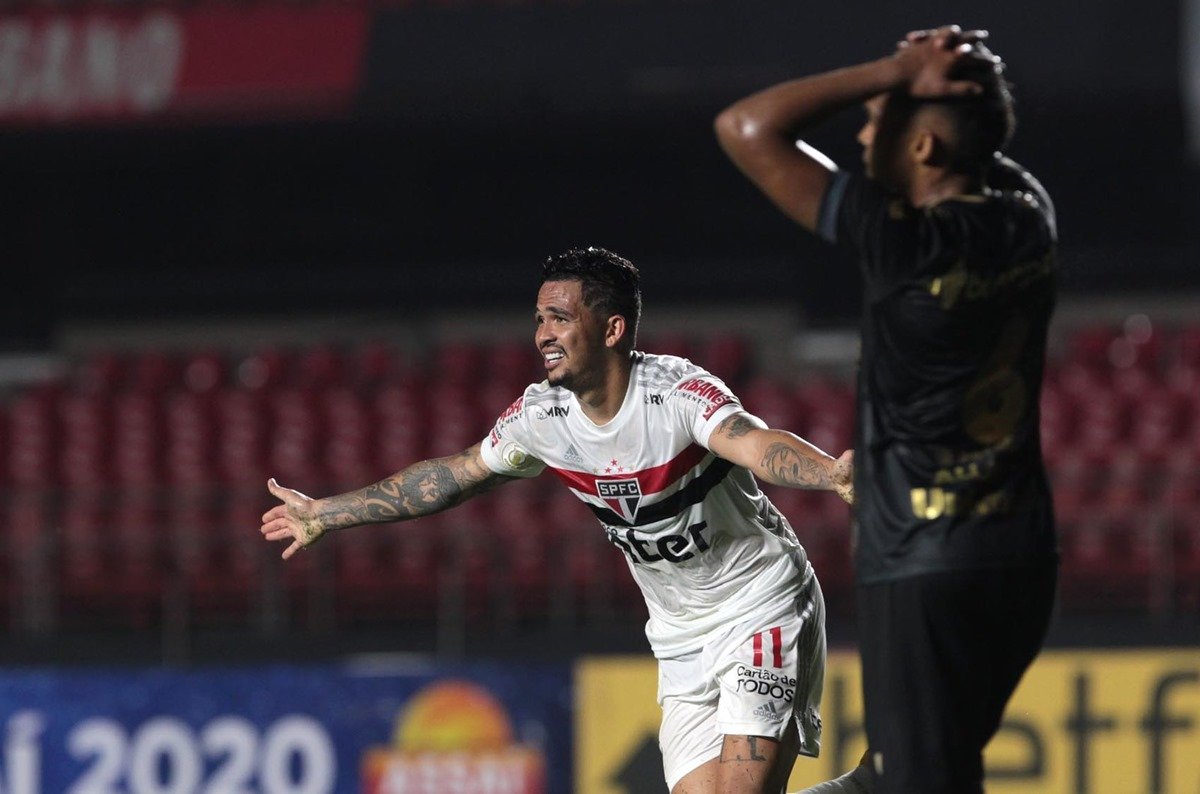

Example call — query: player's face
[534,279,607,391]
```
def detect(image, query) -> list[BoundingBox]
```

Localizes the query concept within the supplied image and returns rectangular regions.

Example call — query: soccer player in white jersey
[260,247,865,794]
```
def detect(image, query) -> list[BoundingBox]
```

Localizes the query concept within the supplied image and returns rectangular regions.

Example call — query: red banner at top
[0,5,369,124]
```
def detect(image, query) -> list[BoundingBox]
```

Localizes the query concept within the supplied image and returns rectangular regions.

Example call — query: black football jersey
[818,158,1059,583]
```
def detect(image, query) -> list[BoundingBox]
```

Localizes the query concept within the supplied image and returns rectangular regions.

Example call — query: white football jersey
[479,352,813,658]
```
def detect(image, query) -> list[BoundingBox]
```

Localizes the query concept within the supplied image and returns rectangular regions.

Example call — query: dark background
[4,0,1196,351]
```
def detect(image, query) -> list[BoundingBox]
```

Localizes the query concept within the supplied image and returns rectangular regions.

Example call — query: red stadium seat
[72,351,127,394]
[349,340,409,388]
[1128,389,1188,462]
[165,392,217,486]
[1039,385,1077,464]
[215,390,270,485]
[129,349,180,394]
[429,340,483,387]
[374,383,428,468]
[739,377,800,433]
[113,392,163,487]
[644,332,693,362]
[57,392,111,488]
[486,339,541,390]
[501,534,553,621]
[699,334,752,387]
[235,347,292,392]
[181,350,228,395]
[295,344,347,390]
[1074,392,1131,455]
[7,390,59,487]
[1167,509,1200,610]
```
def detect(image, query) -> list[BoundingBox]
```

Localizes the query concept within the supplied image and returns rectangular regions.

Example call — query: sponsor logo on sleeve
[676,378,735,420]
[491,397,525,447]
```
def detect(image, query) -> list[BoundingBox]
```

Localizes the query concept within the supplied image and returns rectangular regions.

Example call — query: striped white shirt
[479,353,813,658]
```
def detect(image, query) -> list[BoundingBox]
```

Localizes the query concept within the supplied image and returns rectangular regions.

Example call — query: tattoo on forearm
[761,441,831,489]
[718,413,757,439]
[720,736,769,763]
[316,448,507,528]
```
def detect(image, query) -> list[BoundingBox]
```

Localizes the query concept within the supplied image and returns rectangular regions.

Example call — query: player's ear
[605,315,627,349]
[911,128,937,166]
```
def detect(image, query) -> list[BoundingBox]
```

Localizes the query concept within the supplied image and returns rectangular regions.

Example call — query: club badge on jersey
[597,478,642,523]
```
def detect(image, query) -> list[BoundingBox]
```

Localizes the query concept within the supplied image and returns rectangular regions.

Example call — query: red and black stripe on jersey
[547,443,734,528]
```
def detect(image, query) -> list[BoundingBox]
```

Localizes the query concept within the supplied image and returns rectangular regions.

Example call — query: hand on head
[891,24,1004,99]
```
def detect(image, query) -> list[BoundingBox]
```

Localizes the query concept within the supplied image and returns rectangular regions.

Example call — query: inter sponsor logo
[604,521,710,565]
[596,478,642,523]
[644,394,664,406]
[546,405,570,418]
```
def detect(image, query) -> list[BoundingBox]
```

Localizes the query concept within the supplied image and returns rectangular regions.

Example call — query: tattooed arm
[707,411,855,504]
[260,443,517,559]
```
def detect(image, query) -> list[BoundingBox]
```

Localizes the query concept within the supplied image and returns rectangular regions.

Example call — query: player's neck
[574,354,633,426]
[909,169,981,208]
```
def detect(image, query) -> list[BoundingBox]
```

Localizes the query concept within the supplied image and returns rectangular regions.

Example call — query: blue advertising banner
[0,659,572,794]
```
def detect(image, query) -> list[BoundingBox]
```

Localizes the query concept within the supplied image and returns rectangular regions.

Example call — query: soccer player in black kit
[715,26,1058,793]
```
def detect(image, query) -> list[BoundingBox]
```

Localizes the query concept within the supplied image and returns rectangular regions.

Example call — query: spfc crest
[596,478,642,523]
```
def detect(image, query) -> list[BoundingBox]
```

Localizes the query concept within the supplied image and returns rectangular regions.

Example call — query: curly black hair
[541,247,641,348]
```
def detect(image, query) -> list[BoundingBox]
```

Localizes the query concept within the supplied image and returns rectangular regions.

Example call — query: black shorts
[856,562,1058,794]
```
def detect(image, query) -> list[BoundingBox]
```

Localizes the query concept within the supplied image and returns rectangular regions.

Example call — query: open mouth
[543,350,564,368]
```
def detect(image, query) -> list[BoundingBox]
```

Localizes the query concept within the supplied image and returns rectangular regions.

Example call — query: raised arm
[714,25,989,231]
[707,412,854,504]
[260,442,517,559]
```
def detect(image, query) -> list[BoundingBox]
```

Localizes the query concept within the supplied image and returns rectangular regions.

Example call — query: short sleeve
[669,372,744,448]
[818,170,921,294]
[478,396,546,478]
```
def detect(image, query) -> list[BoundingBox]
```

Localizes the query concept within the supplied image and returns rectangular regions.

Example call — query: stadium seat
[739,377,800,433]
[58,391,112,488]
[215,389,270,485]
[7,390,59,487]
[113,392,162,487]
[1129,389,1188,462]
[699,333,752,387]
[129,349,180,394]
[181,350,229,395]
[374,382,428,468]
[1167,509,1200,610]
[165,392,217,486]
[235,347,292,392]
[429,340,483,387]
[349,339,409,388]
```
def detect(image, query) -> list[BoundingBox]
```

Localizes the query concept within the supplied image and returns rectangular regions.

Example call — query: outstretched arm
[260,443,516,559]
[714,25,990,231]
[707,412,854,504]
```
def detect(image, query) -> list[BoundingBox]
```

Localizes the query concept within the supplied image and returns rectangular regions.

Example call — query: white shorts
[657,576,827,791]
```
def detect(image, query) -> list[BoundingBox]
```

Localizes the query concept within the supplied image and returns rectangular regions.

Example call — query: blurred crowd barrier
[0,317,1197,647]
